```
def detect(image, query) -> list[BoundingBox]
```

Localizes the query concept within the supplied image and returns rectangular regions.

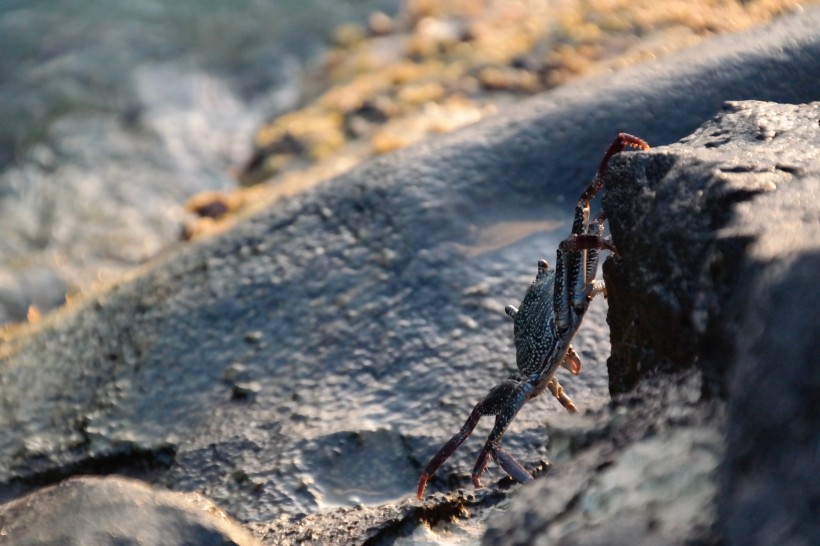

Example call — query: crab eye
[537,259,549,269]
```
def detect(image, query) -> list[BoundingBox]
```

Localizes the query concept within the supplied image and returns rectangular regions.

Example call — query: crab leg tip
[417,475,429,499]
[492,447,534,484]
[618,132,650,150]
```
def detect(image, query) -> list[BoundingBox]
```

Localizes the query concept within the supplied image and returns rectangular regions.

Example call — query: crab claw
[562,346,582,375]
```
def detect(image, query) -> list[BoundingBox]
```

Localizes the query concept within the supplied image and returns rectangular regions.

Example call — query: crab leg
[578,133,650,215]
[491,444,534,484]
[556,233,617,330]
[584,213,606,296]
[573,134,648,304]
[547,377,578,413]
[555,134,649,330]
[553,242,572,332]
[416,405,482,499]
[417,379,526,499]
[471,381,533,488]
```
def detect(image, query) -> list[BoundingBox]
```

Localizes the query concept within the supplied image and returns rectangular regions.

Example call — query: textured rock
[0,475,260,546]
[484,101,819,545]
[0,9,818,545]
[722,252,820,545]
[603,100,820,397]
[248,488,513,545]
[483,373,724,546]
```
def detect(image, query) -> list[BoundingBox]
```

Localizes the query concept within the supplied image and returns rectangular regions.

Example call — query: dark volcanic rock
[483,373,724,546]
[0,8,819,546]
[249,488,515,545]
[603,101,820,398]
[485,101,819,545]
[722,253,820,544]
[0,475,259,545]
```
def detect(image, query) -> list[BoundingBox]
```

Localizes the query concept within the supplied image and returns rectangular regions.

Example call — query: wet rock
[0,9,819,546]
[0,475,260,546]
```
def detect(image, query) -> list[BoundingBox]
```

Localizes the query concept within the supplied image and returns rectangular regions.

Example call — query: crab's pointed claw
[562,345,582,375]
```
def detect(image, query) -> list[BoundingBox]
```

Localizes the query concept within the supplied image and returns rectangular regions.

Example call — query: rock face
[604,101,820,396]
[601,100,819,545]
[482,374,725,546]
[484,100,819,545]
[723,252,820,546]
[0,9,819,546]
[0,475,260,545]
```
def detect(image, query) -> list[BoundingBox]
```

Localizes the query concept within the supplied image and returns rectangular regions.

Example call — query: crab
[416,133,650,499]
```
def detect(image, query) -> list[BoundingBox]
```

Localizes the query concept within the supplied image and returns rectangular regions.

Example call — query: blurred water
[0,0,397,323]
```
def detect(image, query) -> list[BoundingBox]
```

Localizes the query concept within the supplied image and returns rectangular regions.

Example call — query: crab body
[416,133,649,499]
[509,265,579,396]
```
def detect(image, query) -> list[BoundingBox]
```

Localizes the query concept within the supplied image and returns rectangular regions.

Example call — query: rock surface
[601,99,820,543]
[0,475,259,545]
[604,100,820,396]
[723,251,820,546]
[483,373,725,546]
[0,9,819,546]
[485,100,819,545]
